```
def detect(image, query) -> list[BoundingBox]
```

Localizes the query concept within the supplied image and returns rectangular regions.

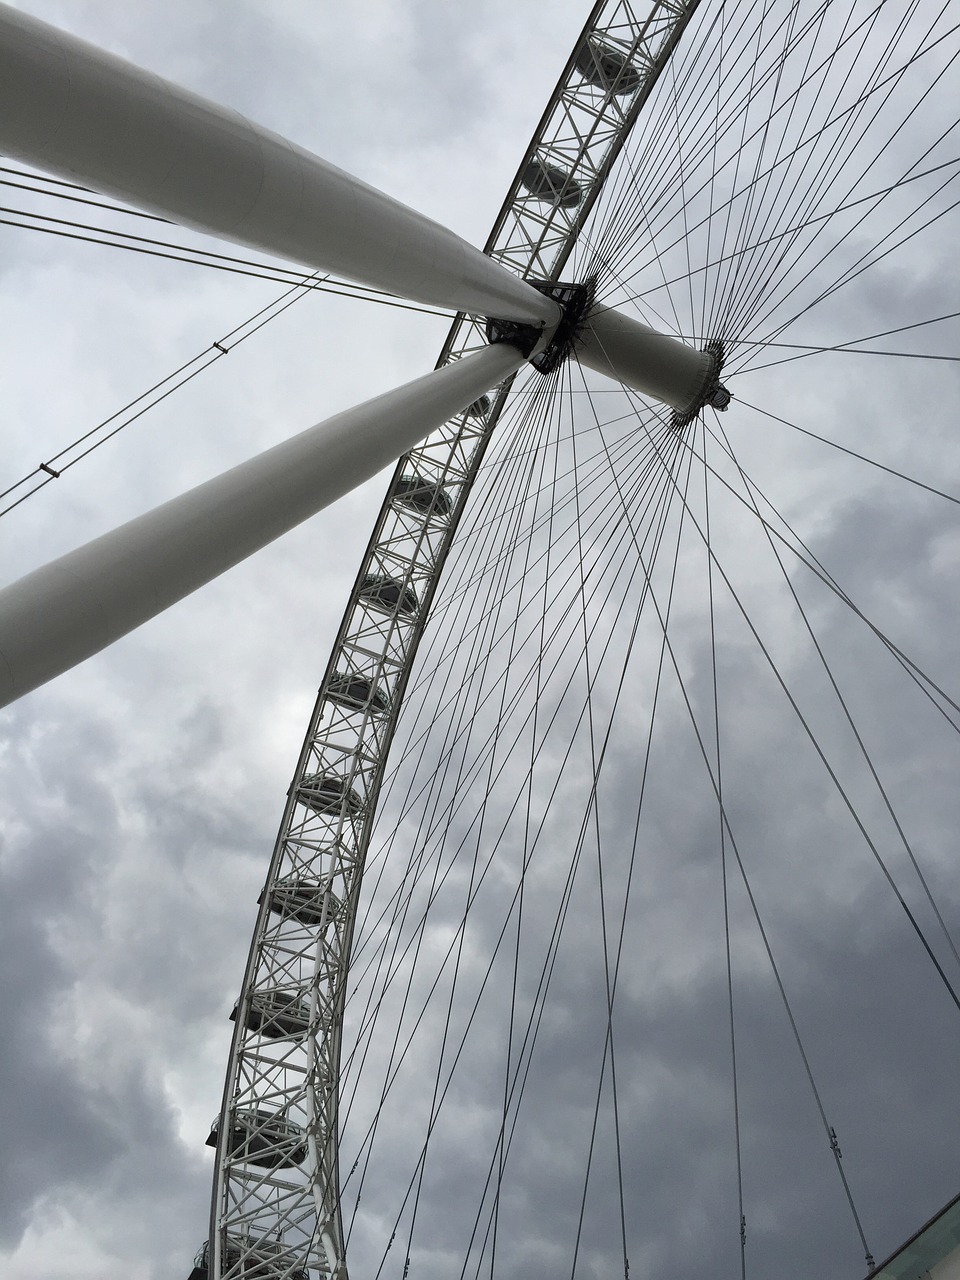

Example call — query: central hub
[527,278,597,373]
[486,279,732,428]
[485,277,595,367]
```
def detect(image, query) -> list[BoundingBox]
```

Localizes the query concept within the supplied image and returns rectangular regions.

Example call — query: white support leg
[0,4,559,328]
[0,343,524,709]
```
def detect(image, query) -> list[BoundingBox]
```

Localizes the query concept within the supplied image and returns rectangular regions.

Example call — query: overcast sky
[1,3,959,1280]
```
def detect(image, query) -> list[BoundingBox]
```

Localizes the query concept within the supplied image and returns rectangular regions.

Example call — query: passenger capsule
[575,38,642,95]
[297,773,363,817]
[392,473,453,518]
[468,394,492,418]
[232,988,310,1039]
[189,1238,309,1280]
[360,573,419,617]
[266,874,342,927]
[326,670,389,714]
[520,159,583,208]
[206,1107,308,1170]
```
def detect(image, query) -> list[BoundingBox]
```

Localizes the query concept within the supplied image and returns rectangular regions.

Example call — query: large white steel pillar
[0,343,525,709]
[0,4,559,327]
[576,307,718,415]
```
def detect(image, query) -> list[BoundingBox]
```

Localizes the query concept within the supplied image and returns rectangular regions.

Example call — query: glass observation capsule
[265,874,342,927]
[326,671,389,715]
[575,37,642,94]
[205,1107,308,1170]
[231,988,311,1040]
[188,1237,309,1280]
[392,473,453,518]
[297,773,363,816]
[520,157,583,208]
[359,573,419,617]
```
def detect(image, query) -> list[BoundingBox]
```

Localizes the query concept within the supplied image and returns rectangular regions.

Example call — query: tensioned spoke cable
[702,426,748,1278]
[0,204,451,317]
[422,409,675,635]
[686,419,960,735]
[741,181,960,353]
[26,0,950,1269]
[345,350,957,1280]
[344,378,559,990]
[718,305,960,363]
[604,153,960,320]
[714,0,810,344]
[734,148,960,356]
[578,0,737,283]
[669,50,698,338]
[710,411,960,974]
[341,374,563,1215]
[632,394,960,1017]
[567,356,629,1280]
[359,418,675,870]
[730,5,958,344]
[574,371,753,1270]
[345,412,683,1024]
[595,0,804,278]
[320,2,960,1273]
[383,420,680,787]
[0,270,328,516]
[728,57,960,350]
[193,0,960,1267]
[343,391,686,1228]
[604,6,958,342]
[717,0,914,339]
[360,343,960,1039]
[0,170,172,221]
[586,0,870,345]
[739,345,959,366]
[735,396,960,505]
[601,0,860,298]
[453,405,697,1280]
[353,430,691,1269]
[343,373,632,1131]
[340,384,565,1244]
[582,143,685,337]
[343,414,680,1013]
[400,376,571,1271]
[706,0,811,334]
[487,368,560,1280]
[627,414,877,1271]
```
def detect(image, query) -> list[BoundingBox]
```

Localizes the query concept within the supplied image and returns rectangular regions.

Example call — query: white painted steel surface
[576,306,715,413]
[0,3,560,326]
[0,342,524,708]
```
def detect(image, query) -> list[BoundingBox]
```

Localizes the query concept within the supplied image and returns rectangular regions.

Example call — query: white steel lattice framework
[2,2,959,1276]
[0,2,723,1278]
[211,4,705,1279]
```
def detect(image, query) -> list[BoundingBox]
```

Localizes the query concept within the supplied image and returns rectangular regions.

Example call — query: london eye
[0,3,958,1279]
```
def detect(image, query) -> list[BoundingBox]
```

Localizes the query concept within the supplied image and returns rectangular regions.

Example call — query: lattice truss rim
[206,4,702,1278]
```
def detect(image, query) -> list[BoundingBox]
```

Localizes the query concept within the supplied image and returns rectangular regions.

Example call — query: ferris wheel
[1,2,959,1279]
